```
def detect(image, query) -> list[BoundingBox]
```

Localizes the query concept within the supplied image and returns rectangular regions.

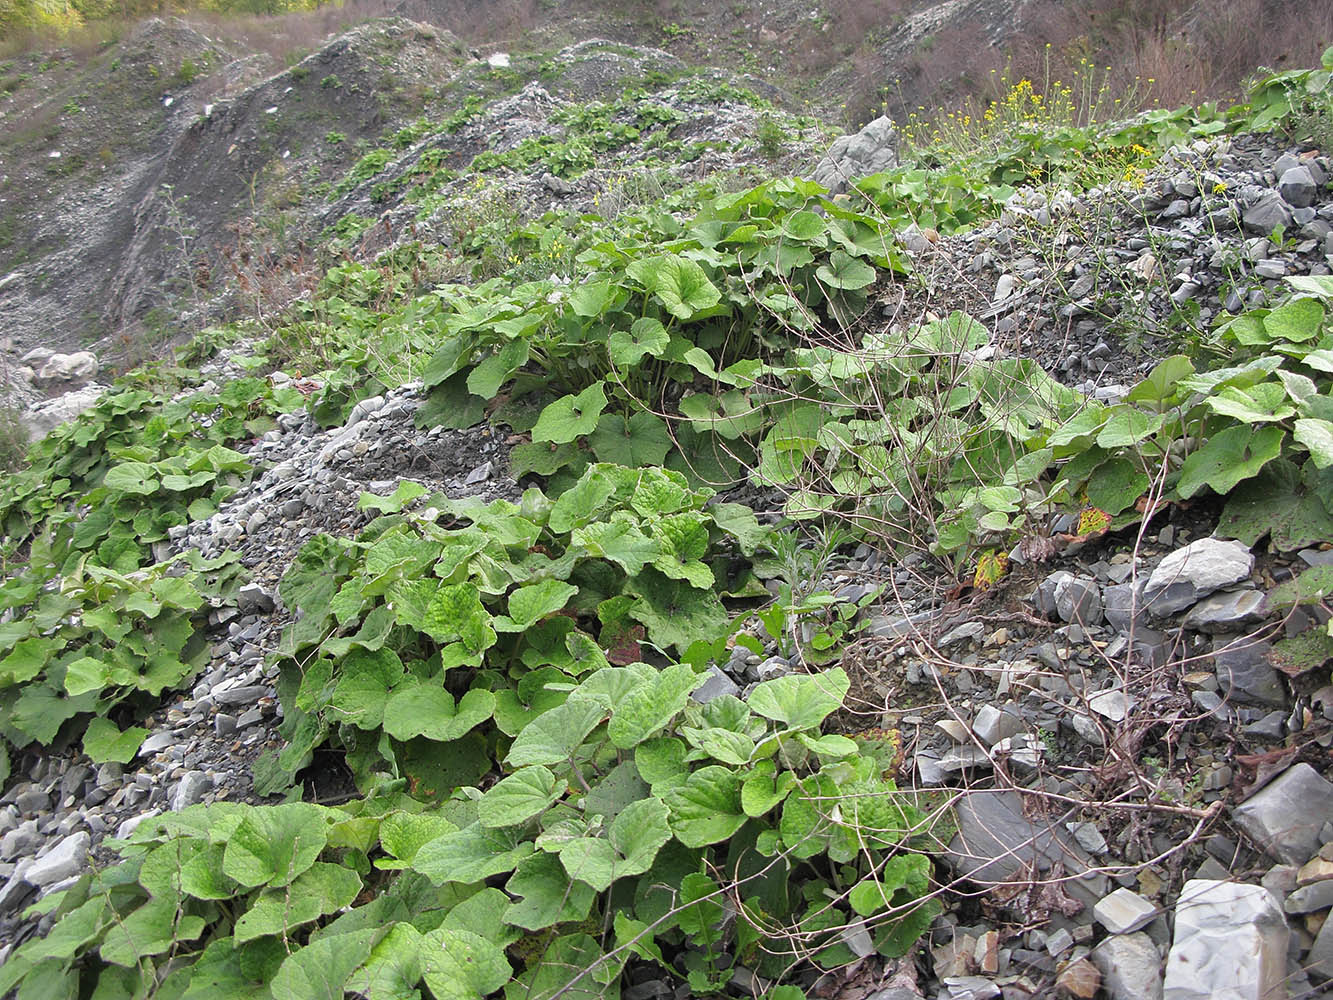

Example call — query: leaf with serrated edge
[664,765,746,847]
[608,664,703,749]
[748,668,850,730]
[477,766,566,828]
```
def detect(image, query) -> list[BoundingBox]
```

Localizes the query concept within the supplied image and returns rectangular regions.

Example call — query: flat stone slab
[1162,879,1287,1000]
[1144,538,1253,617]
[1094,887,1158,933]
[1232,762,1333,864]
[946,789,1105,907]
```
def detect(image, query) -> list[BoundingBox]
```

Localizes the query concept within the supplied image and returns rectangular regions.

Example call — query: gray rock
[754,656,790,681]
[1243,191,1295,236]
[1282,878,1333,914]
[26,832,90,887]
[213,684,269,706]
[1066,820,1108,854]
[1032,570,1071,619]
[139,732,174,755]
[692,665,740,703]
[1103,580,1147,632]
[1307,904,1333,978]
[946,789,1104,907]
[1055,575,1103,626]
[1094,888,1158,933]
[1278,165,1318,209]
[811,116,898,196]
[1232,763,1333,864]
[236,584,275,615]
[0,821,40,862]
[1092,932,1162,1000]
[0,861,35,917]
[869,610,932,638]
[1181,589,1266,631]
[541,172,577,196]
[972,704,1024,748]
[171,771,210,811]
[1162,880,1287,1000]
[1212,636,1285,707]
[1144,538,1253,617]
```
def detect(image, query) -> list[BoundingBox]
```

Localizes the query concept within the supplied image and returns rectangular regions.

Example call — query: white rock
[1093,932,1162,1000]
[1162,880,1287,1000]
[26,832,90,887]
[36,351,98,382]
[1094,887,1157,933]
[487,52,510,68]
[23,383,105,438]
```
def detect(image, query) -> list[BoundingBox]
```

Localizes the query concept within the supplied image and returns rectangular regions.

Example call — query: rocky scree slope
[0,36,1332,1000]
[0,16,469,370]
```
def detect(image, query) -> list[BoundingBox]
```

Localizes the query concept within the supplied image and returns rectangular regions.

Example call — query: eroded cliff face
[0,16,466,367]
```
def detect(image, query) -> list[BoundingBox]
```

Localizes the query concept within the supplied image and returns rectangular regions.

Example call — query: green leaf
[1295,418,1333,468]
[1086,457,1150,516]
[1264,296,1325,342]
[82,719,148,764]
[1176,424,1285,499]
[467,339,530,399]
[1267,565,1333,611]
[635,737,689,794]
[532,382,608,444]
[558,797,672,891]
[589,411,672,467]
[381,684,495,742]
[748,668,849,731]
[507,933,613,1000]
[741,760,797,817]
[478,766,566,828]
[421,583,496,654]
[627,253,722,320]
[179,843,234,900]
[608,664,704,749]
[100,899,206,966]
[495,580,578,632]
[1218,460,1333,551]
[222,802,329,888]
[629,569,731,652]
[1206,382,1295,423]
[377,812,459,870]
[1127,355,1194,405]
[816,250,876,290]
[1096,406,1164,447]
[510,440,582,478]
[63,656,109,697]
[330,648,404,730]
[505,853,597,931]
[848,854,932,916]
[0,637,54,685]
[607,317,670,367]
[709,502,768,555]
[358,481,428,514]
[664,765,746,847]
[412,823,534,885]
[270,929,379,1000]
[103,462,159,495]
[346,923,424,1000]
[234,863,362,942]
[506,697,607,767]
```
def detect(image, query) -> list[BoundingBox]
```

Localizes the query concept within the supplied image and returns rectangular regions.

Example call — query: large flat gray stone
[946,789,1105,908]
[1232,763,1333,864]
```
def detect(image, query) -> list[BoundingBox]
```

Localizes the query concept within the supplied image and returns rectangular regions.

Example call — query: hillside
[0,5,1331,1000]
